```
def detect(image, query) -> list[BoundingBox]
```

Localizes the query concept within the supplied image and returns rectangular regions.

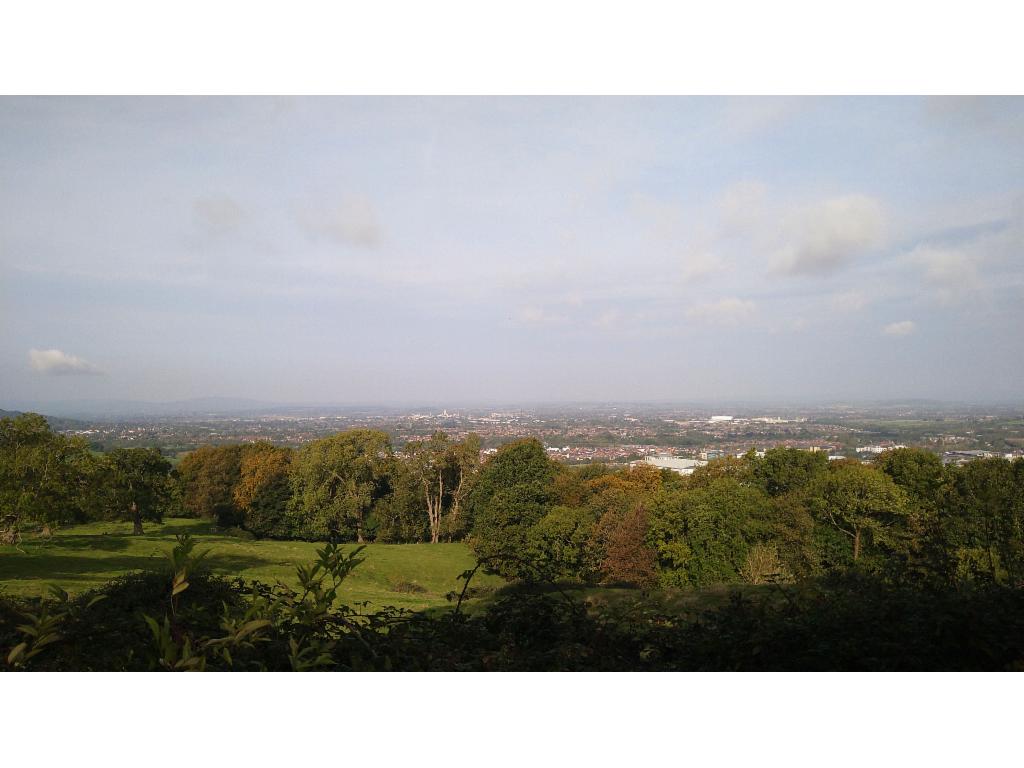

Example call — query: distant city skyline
[2,97,1023,405]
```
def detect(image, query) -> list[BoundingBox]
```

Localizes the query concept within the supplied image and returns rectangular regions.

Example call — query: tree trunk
[433,471,445,543]
[448,468,466,543]
[356,510,365,543]
[853,528,861,561]
[429,496,440,544]
[131,501,144,535]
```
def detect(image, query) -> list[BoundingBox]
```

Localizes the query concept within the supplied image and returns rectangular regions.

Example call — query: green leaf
[235,619,271,640]
[7,642,27,665]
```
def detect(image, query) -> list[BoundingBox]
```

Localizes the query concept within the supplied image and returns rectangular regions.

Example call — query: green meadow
[0,518,505,610]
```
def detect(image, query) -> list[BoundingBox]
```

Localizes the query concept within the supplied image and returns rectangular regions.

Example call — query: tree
[582,464,665,522]
[764,490,818,578]
[808,462,909,563]
[686,455,753,489]
[404,432,481,544]
[233,443,293,538]
[373,458,429,543]
[751,447,828,497]
[526,505,601,581]
[444,433,481,541]
[0,413,99,541]
[874,448,944,513]
[647,478,769,588]
[468,438,556,577]
[942,458,1023,585]
[177,445,244,526]
[552,462,614,508]
[874,447,948,580]
[595,504,657,586]
[288,430,392,542]
[103,448,175,535]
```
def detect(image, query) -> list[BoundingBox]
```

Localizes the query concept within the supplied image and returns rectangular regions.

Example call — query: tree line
[3,412,1023,589]
[1,413,174,542]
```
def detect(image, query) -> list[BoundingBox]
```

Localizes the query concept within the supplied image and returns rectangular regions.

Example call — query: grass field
[0,518,505,610]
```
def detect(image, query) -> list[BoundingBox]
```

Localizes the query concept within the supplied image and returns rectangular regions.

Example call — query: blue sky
[1,96,1022,405]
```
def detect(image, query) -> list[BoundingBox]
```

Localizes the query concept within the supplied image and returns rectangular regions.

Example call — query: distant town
[12,401,1023,470]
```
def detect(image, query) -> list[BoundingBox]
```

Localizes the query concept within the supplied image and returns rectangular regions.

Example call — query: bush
[7,538,1024,671]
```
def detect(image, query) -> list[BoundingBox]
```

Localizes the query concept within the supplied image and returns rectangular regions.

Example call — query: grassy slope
[0,518,504,610]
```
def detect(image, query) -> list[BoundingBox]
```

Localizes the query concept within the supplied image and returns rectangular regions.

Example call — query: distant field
[0,518,505,610]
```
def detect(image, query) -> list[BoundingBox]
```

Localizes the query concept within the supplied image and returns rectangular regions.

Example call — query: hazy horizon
[2,97,1023,404]
[6,395,1024,421]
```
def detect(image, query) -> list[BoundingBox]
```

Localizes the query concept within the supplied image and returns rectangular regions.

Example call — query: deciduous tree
[177,444,243,526]
[0,414,99,541]
[469,438,556,576]
[103,448,175,535]
[233,443,293,538]
[808,462,909,563]
[288,430,392,542]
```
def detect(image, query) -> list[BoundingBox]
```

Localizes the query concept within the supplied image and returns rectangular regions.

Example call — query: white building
[634,455,707,476]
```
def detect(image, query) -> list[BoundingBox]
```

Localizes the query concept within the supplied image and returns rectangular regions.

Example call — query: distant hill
[0,408,89,431]
[2,397,284,419]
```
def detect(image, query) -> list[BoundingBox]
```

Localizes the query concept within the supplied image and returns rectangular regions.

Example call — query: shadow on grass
[0,552,275,586]
[29,535,133,553]
[154,521,217,536]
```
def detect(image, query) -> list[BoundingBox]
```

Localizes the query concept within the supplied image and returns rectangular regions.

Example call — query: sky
[1,96,1023,407]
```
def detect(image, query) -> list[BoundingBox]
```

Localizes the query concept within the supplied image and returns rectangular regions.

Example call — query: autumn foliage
[596,504,658,587]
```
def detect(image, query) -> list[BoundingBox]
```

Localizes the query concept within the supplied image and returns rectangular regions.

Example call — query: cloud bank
[773,195,886,276]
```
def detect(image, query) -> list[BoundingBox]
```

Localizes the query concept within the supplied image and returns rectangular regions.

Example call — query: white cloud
[773,195,886,276]
[907,245,982,304]
[29,348,102,375]
[686,297,756,325]
[299,195,381,248]
[882,320,916,337]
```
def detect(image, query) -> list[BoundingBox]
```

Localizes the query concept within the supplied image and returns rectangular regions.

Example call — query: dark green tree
[103,448,175,535]
[942,458,1024,585]
[647,478,770,588]
[0,413,100,540]
[373,458,429,543]
[807,462,909,564]
[751,447,828,497]
[468,438,556,577]
[288,430,393,542]
[874,448,944,513]
[526,505,601,581]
